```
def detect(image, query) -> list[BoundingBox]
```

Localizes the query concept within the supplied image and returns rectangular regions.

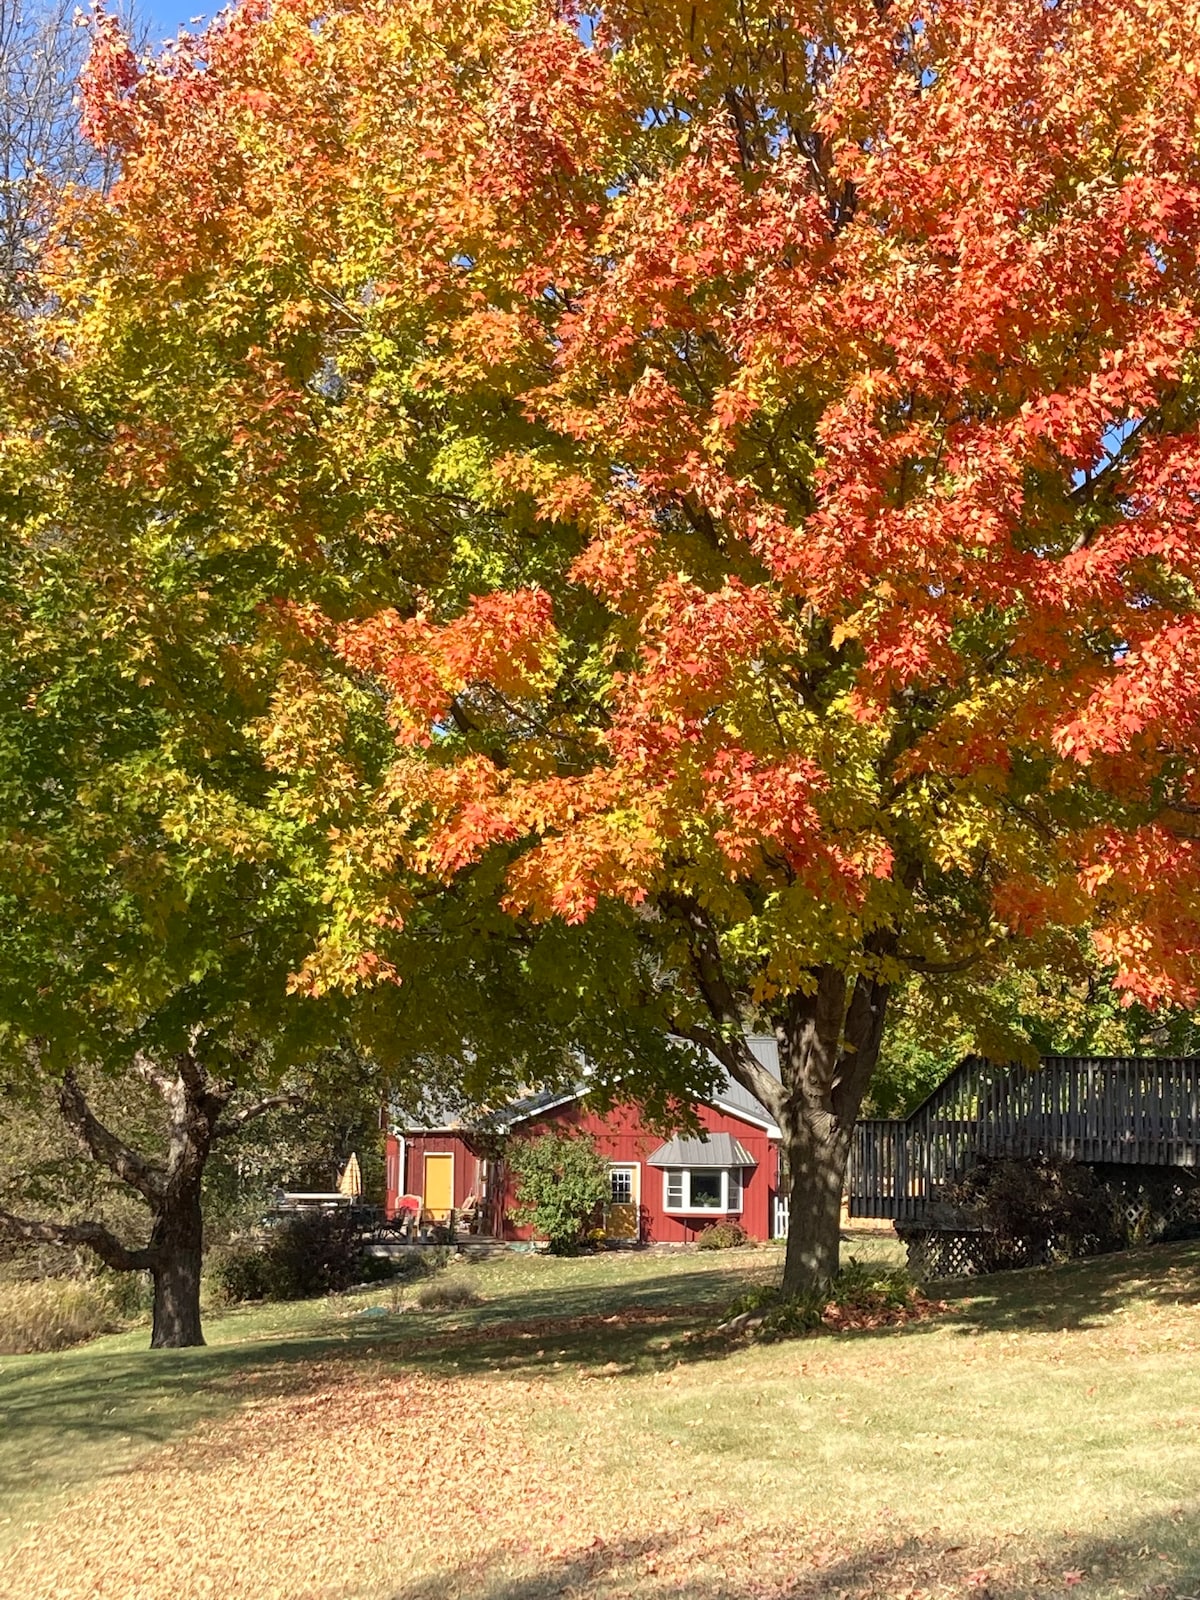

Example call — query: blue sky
[142,0,216,45]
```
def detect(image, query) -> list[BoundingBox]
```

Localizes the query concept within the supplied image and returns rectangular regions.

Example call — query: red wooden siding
[386,1098,782,1243]
[510,1101,778,1243]
[384,1132,496,1223]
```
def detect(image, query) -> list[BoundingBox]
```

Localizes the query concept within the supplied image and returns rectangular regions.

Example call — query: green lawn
[2,1236,1199,1599]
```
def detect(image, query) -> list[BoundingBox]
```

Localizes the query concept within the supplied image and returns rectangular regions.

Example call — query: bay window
[662,1167,743,1213]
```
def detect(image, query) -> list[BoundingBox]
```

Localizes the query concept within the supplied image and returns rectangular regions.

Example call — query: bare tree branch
[58,1069,166,1203]
[0,1205,152,1272]
[213,1092,304,1141]
[0,0,127,306]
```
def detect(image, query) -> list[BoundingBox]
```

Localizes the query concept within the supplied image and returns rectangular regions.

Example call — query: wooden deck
[849,1055,1200,1223]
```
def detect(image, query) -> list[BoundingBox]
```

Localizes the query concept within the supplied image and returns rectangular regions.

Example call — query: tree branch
[782,969,846,1106]
[0,1207,152,1273]
[58,1071,166,1203]
[659,891,743,1026]
[213,1093,304,1141]
[175,1036,209,1100]
[895,952,979,975]
[131,1053,176,1100]
[832,973,890,1125]
[668,1018,785,1123]
[1067,412,1155,524]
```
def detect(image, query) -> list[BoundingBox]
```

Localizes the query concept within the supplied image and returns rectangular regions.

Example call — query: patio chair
[394,1194,423,1240]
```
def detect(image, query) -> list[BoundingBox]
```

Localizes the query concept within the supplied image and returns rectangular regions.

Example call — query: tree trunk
[772,960,894,1298]
[149,1182,206,1348]
[780,1109,852,1297]
[0,1051,281,1352]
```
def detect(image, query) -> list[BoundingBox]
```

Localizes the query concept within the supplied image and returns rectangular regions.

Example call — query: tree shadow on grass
[0,1268,754,1516]
[0,1333,358,1517]
[383,1503,1200,1600]
[5,1236,1194,1477]
[387,1237,1200,1381]
[912,1236,1200,1338]
[4,1240,1199,1530]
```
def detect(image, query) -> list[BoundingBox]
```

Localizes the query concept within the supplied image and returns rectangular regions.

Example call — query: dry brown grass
[0,1277,122,1355]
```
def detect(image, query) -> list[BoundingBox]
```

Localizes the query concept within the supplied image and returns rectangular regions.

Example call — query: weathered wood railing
[849,1056,1200,1222]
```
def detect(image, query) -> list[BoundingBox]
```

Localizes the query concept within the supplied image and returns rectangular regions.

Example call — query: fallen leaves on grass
[718,1288,951,1342]
[0,1358,1021,1600]
[822,1291,950,1332]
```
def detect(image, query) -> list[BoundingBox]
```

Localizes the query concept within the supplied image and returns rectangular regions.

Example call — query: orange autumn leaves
[337,590,558,749]
[66,0,1200,1006]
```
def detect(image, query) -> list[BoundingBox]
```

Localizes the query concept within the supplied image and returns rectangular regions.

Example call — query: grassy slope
[1,1236,1198,1599]
[0,1246,794,1546]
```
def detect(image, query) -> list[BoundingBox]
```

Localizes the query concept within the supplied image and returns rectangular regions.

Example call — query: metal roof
[646,1132,757,1168]
[711,1034,782,1131]
[391,1034,784,1136]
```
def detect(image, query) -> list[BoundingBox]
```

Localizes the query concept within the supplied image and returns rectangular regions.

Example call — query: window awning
[646,1133,756,1169]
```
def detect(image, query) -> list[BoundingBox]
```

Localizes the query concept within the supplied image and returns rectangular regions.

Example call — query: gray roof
[647,1132,757,1168]
[391,1034,784,1136]
[710,1035,782,1130]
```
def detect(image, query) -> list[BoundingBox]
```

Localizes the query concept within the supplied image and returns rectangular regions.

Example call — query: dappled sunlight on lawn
[2,1242,1200,1598]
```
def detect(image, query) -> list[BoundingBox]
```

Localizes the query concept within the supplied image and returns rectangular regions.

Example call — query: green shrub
[207,1212,362,1304]
[507,1132,610,1255]
[206,1243,272,1305]
[414,1278,482,1310]
[0,1277,123,1355]
[719,1261,921,1342]
[208,1216,430,1306]
[261,1210,365,1299]
[696,1221,749,1250]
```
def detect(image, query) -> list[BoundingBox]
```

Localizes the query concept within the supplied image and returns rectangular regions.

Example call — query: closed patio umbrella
[337,1152,362,1199]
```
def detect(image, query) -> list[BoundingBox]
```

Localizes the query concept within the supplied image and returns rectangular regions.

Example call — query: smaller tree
[507,1133,610,1255]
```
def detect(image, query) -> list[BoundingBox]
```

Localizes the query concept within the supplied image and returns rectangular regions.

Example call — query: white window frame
[607,1164,636,1206]
[661,1168,745,1214]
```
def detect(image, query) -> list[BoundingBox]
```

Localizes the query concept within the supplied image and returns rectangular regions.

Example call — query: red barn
[384,1037,789,1244]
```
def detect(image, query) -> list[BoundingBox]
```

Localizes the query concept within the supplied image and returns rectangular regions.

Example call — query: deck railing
[848,1055,1200,1221]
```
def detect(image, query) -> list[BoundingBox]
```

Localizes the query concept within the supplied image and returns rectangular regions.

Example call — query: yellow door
[424,1153,454,1221]
[605,1164,640,1241]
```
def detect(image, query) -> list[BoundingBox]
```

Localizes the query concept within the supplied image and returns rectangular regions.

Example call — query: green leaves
[507,1131,611,1253]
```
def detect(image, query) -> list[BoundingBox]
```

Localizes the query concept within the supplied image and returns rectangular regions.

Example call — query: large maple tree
[19,0,1200,1294]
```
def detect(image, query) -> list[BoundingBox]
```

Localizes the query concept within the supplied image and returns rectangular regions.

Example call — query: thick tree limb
[58,1071,166,1203]
[213,1092,303,1141]
[659,890,788,1118]
[783,969,847,1102]
[668,1018,785,1123]
[0,1207,153,1273]
[660,892,744,1026]
[832,974,891,1126]
[131,1053,177,1100]
[174,1038,209,1100]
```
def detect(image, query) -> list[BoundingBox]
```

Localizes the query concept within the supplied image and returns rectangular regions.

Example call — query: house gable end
[709,1097,782,1138]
